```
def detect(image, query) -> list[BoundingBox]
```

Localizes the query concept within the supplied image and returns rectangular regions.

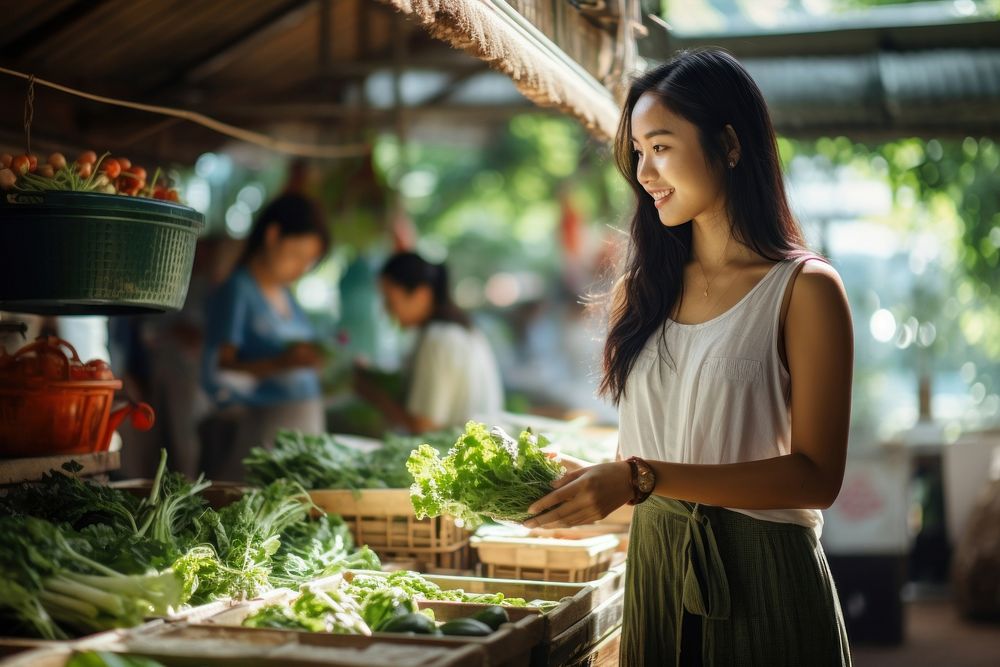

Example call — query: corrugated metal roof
[741,50,1000,137]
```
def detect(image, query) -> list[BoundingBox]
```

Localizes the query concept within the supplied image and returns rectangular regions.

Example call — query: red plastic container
[0,336,154,457]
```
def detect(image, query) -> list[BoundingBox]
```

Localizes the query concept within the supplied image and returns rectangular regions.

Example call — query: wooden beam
[0,0,112,60]
[141,0,318,97]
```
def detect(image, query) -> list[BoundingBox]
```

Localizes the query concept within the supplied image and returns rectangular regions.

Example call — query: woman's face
[263,227,324,284]
[630,92,726,228]
[380,278,432,328]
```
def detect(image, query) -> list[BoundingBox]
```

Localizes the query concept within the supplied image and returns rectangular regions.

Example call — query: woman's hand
[523,461,633,529]
[544,451,590,474]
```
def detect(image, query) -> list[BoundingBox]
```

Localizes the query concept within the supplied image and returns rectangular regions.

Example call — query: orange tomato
[116,157,131,170]
[102,158,121,179]
[27,154,37,172]
[77,162,93,178]
[48,153,67,170]
[78,150,97,164]
[11,155,30,175]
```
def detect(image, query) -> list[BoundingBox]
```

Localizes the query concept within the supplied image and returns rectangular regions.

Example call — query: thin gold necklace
[694,233,732,298]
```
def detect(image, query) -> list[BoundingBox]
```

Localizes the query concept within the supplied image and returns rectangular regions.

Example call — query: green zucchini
[379,611,438,634]
[471,605,510,630]
[439,618,495,636]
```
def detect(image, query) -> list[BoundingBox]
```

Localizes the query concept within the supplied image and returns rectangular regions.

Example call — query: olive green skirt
[621,497,851,667]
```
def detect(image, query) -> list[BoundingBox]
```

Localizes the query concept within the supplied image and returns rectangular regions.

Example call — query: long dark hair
[238,193,330,266]
[381,252,471,328]
[600,48,810,403]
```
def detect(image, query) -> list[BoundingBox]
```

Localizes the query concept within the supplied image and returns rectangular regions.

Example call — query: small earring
[729,159,736,168]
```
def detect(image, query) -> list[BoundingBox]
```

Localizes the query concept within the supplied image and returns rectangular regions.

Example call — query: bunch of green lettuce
[406,422,564,528]
[242,584,370,635]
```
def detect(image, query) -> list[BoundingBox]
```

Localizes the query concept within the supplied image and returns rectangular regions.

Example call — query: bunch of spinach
[244,429,456,490]
[406,422,564,528]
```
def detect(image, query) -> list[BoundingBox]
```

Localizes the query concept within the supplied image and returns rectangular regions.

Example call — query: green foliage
[242,585,371,635]
[360,586,419,631]
[407,422,564,528]
[782,136,1000,361]
[245,428,458,490]
[345,570,534,608]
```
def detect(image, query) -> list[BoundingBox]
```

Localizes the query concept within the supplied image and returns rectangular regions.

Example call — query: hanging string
[23,75,35,155]
[0,66,367,160]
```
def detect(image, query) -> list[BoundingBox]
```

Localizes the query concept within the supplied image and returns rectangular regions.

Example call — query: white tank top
[618,256,823,535]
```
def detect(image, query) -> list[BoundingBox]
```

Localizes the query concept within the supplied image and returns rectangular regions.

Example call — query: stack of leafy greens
[243,428,458,490]
[406,422,565,528]
[242,584,371,635]
[0,451,379,639]
[241,573,551,635]
[344,570,534,608]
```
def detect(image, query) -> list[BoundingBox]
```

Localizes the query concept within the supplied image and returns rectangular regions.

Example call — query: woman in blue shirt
[202,193,330,480]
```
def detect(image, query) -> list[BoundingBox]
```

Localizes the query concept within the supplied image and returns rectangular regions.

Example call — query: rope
[23,75,34,155]
[0,66,368,159]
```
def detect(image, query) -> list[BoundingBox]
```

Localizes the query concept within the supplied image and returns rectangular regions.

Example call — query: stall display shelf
[0,450,120,485]
[0,632,486,667]
[309,489,473,570]
[472,533,620,583]
[189,593,543,667]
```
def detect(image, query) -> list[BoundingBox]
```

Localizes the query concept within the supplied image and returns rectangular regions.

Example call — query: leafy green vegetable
[271,513,381,587]
[360,586,418,631]
[244,429,456,491]
[242,585,371,635]
[345,570,530,607]
[407,422,564,528]
[0,516,184,639]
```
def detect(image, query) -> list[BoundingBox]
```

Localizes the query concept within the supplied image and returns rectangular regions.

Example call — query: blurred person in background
[355,251,503,434]
[201,193,331,480]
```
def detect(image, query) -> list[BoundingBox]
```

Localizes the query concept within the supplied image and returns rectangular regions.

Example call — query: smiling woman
[523,49,854,666]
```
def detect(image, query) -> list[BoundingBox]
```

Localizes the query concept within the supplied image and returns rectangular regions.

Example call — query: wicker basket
[0,190,204,315]
[471,533,619,583]
[309,489,473,570]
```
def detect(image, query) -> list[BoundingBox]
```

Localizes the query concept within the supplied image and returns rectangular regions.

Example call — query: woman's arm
[218,342,324,379]
[525,262,854,528]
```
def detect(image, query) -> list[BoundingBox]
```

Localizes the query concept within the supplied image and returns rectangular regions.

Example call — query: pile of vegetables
[244,428,458,491]
[0,150,181,202]
[407,422,565,528]
[241,578,516,637]
[0,451,378,639]
[242,584,371,635]
[344,570,534,608]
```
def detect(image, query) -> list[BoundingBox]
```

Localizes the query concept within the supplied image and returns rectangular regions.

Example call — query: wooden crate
[415,569,626,667]
[340,568,627,666]
[0,635,485,667]
[472,534,619,583]
[566,627,621,667]
[547,589,625,667]
[191,586,544,667]
[309,489,473,570]
[0,622,163,659]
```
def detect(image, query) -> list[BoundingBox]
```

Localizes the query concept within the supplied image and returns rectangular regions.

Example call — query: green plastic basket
[0,190,205,315]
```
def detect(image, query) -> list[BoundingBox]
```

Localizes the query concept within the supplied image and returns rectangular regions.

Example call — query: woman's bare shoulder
[786,259,852,344]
